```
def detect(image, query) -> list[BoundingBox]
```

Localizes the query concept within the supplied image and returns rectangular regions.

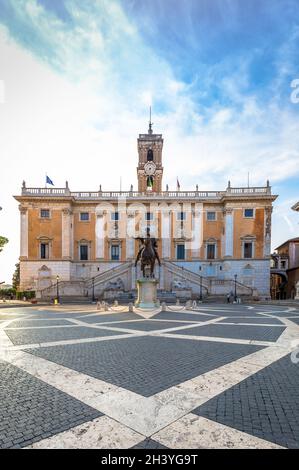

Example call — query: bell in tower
[137,109,164,193]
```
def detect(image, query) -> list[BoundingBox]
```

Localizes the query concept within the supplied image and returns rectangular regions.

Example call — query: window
[207,211,216,221]
[244,209,254,218]
[244,242,253,259]
[111,212,119,221]
[111,245,120,261]
[177,244,185,260]
[80,212,89,221]
[147,149,153,161]
[177,211,186,221]
[40,243,49,259]
[146,212,153,221]
[207,244,216,260]
[40,209,50,218]
[80,245,88,261]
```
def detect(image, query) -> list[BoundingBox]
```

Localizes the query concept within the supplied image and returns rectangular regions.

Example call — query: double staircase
[163,261,209,296]
[39,262,133,301]
[38,259,254,303]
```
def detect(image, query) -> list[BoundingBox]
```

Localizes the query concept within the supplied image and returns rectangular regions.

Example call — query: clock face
[144,162,156,176]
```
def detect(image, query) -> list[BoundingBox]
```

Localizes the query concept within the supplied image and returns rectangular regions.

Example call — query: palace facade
[15,123,277,300]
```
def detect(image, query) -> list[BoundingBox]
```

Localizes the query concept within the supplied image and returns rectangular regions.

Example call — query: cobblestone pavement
[0,302,299,449]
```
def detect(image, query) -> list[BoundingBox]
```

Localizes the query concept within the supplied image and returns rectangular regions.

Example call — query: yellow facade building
[15,123,277,300]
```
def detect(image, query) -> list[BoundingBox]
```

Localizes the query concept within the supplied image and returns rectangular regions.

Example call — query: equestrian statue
[135,227,161,278]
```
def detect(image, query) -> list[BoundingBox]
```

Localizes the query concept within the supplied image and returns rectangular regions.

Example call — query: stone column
[264,207,272,258]
[191,203,202,258]
[161,207,171,259]
[224,208,234,257]
[20,206,28,259]
[96,212,105,259]
[61,209,72,259]
[126,214,135,260]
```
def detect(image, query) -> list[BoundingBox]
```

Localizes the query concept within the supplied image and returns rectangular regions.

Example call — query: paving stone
[218,317,284,325]
[0,314,29,320]
[104,320,193,331]
[7,319,74,328]
[0,360,102,449]
[26,336,264,397]
[78,313,144,324]
[171,324,286,342]
[193,353,299,449]
[152,312,215,322]
[131,438,169,449]
[5,326,129,345]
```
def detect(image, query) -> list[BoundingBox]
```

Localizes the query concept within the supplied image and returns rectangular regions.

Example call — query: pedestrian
[226,293,230,303]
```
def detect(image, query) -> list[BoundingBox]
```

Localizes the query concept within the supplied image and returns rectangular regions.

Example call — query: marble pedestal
[135,278,159,308]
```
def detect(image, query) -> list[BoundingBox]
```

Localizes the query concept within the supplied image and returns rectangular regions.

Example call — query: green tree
[12,262,20,290]
[0,236,8,253]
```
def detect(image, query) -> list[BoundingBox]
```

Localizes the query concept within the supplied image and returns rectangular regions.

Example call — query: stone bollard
[114,300,118,307]
[176,299,180,306]
[192,300,197,309]
[96,301,101,310]
[161,302,167,312]
[186,300,192,309]
[128,302,134,312]
[156,299,160,308]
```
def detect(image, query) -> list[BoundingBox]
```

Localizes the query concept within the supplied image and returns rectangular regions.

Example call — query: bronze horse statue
[135,229,161,278]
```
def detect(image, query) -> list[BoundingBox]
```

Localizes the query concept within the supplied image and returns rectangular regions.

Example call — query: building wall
[16,197,273,298]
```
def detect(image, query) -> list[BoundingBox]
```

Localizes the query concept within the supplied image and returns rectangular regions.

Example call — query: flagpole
[45,172,47,189]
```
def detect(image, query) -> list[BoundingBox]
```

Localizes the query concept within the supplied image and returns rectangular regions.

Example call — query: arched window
[147,149,153,161]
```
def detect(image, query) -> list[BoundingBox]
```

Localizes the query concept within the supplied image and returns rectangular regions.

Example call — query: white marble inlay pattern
[1,303,298,448]
[26,416,144,449]
[152,414,284,449]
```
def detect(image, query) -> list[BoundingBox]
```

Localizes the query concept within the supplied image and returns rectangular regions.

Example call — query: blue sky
[0,0,299,282]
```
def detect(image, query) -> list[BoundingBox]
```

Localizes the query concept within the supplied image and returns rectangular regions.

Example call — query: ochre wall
[28,208,62,259]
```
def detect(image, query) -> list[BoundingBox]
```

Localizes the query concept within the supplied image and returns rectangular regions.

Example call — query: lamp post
[234,274,237,302]
[199,275,203,301]
[56,275,60,304]
[92,277,95,303]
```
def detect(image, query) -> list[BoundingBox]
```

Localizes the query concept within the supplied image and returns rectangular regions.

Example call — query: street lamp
[56,275,60,304]
[199,275,203,301]
[234,274,237,302]
[92,277,95,303]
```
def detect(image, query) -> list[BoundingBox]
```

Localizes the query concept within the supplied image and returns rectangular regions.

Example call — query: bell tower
[137,110,164,192]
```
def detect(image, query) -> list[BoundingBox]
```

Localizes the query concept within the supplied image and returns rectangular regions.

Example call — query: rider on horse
[135,227,161,277]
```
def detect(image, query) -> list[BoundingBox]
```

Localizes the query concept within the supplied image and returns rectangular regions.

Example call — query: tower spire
[148,106,153,134]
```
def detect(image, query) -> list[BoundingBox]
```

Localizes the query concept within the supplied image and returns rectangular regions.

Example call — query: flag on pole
[176,177,180,191]
[46,175,54,186]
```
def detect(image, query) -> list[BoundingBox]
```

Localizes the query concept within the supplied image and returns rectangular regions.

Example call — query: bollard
[128,302,134,312]
[161,302,167,312]
[186,300,191,309]
[192,300,197,309]
[114,300,118,307]
[176,299,180,306]
[156,299,160,308]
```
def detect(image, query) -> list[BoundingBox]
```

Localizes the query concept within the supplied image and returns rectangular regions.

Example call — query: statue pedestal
[135,278,159,308]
